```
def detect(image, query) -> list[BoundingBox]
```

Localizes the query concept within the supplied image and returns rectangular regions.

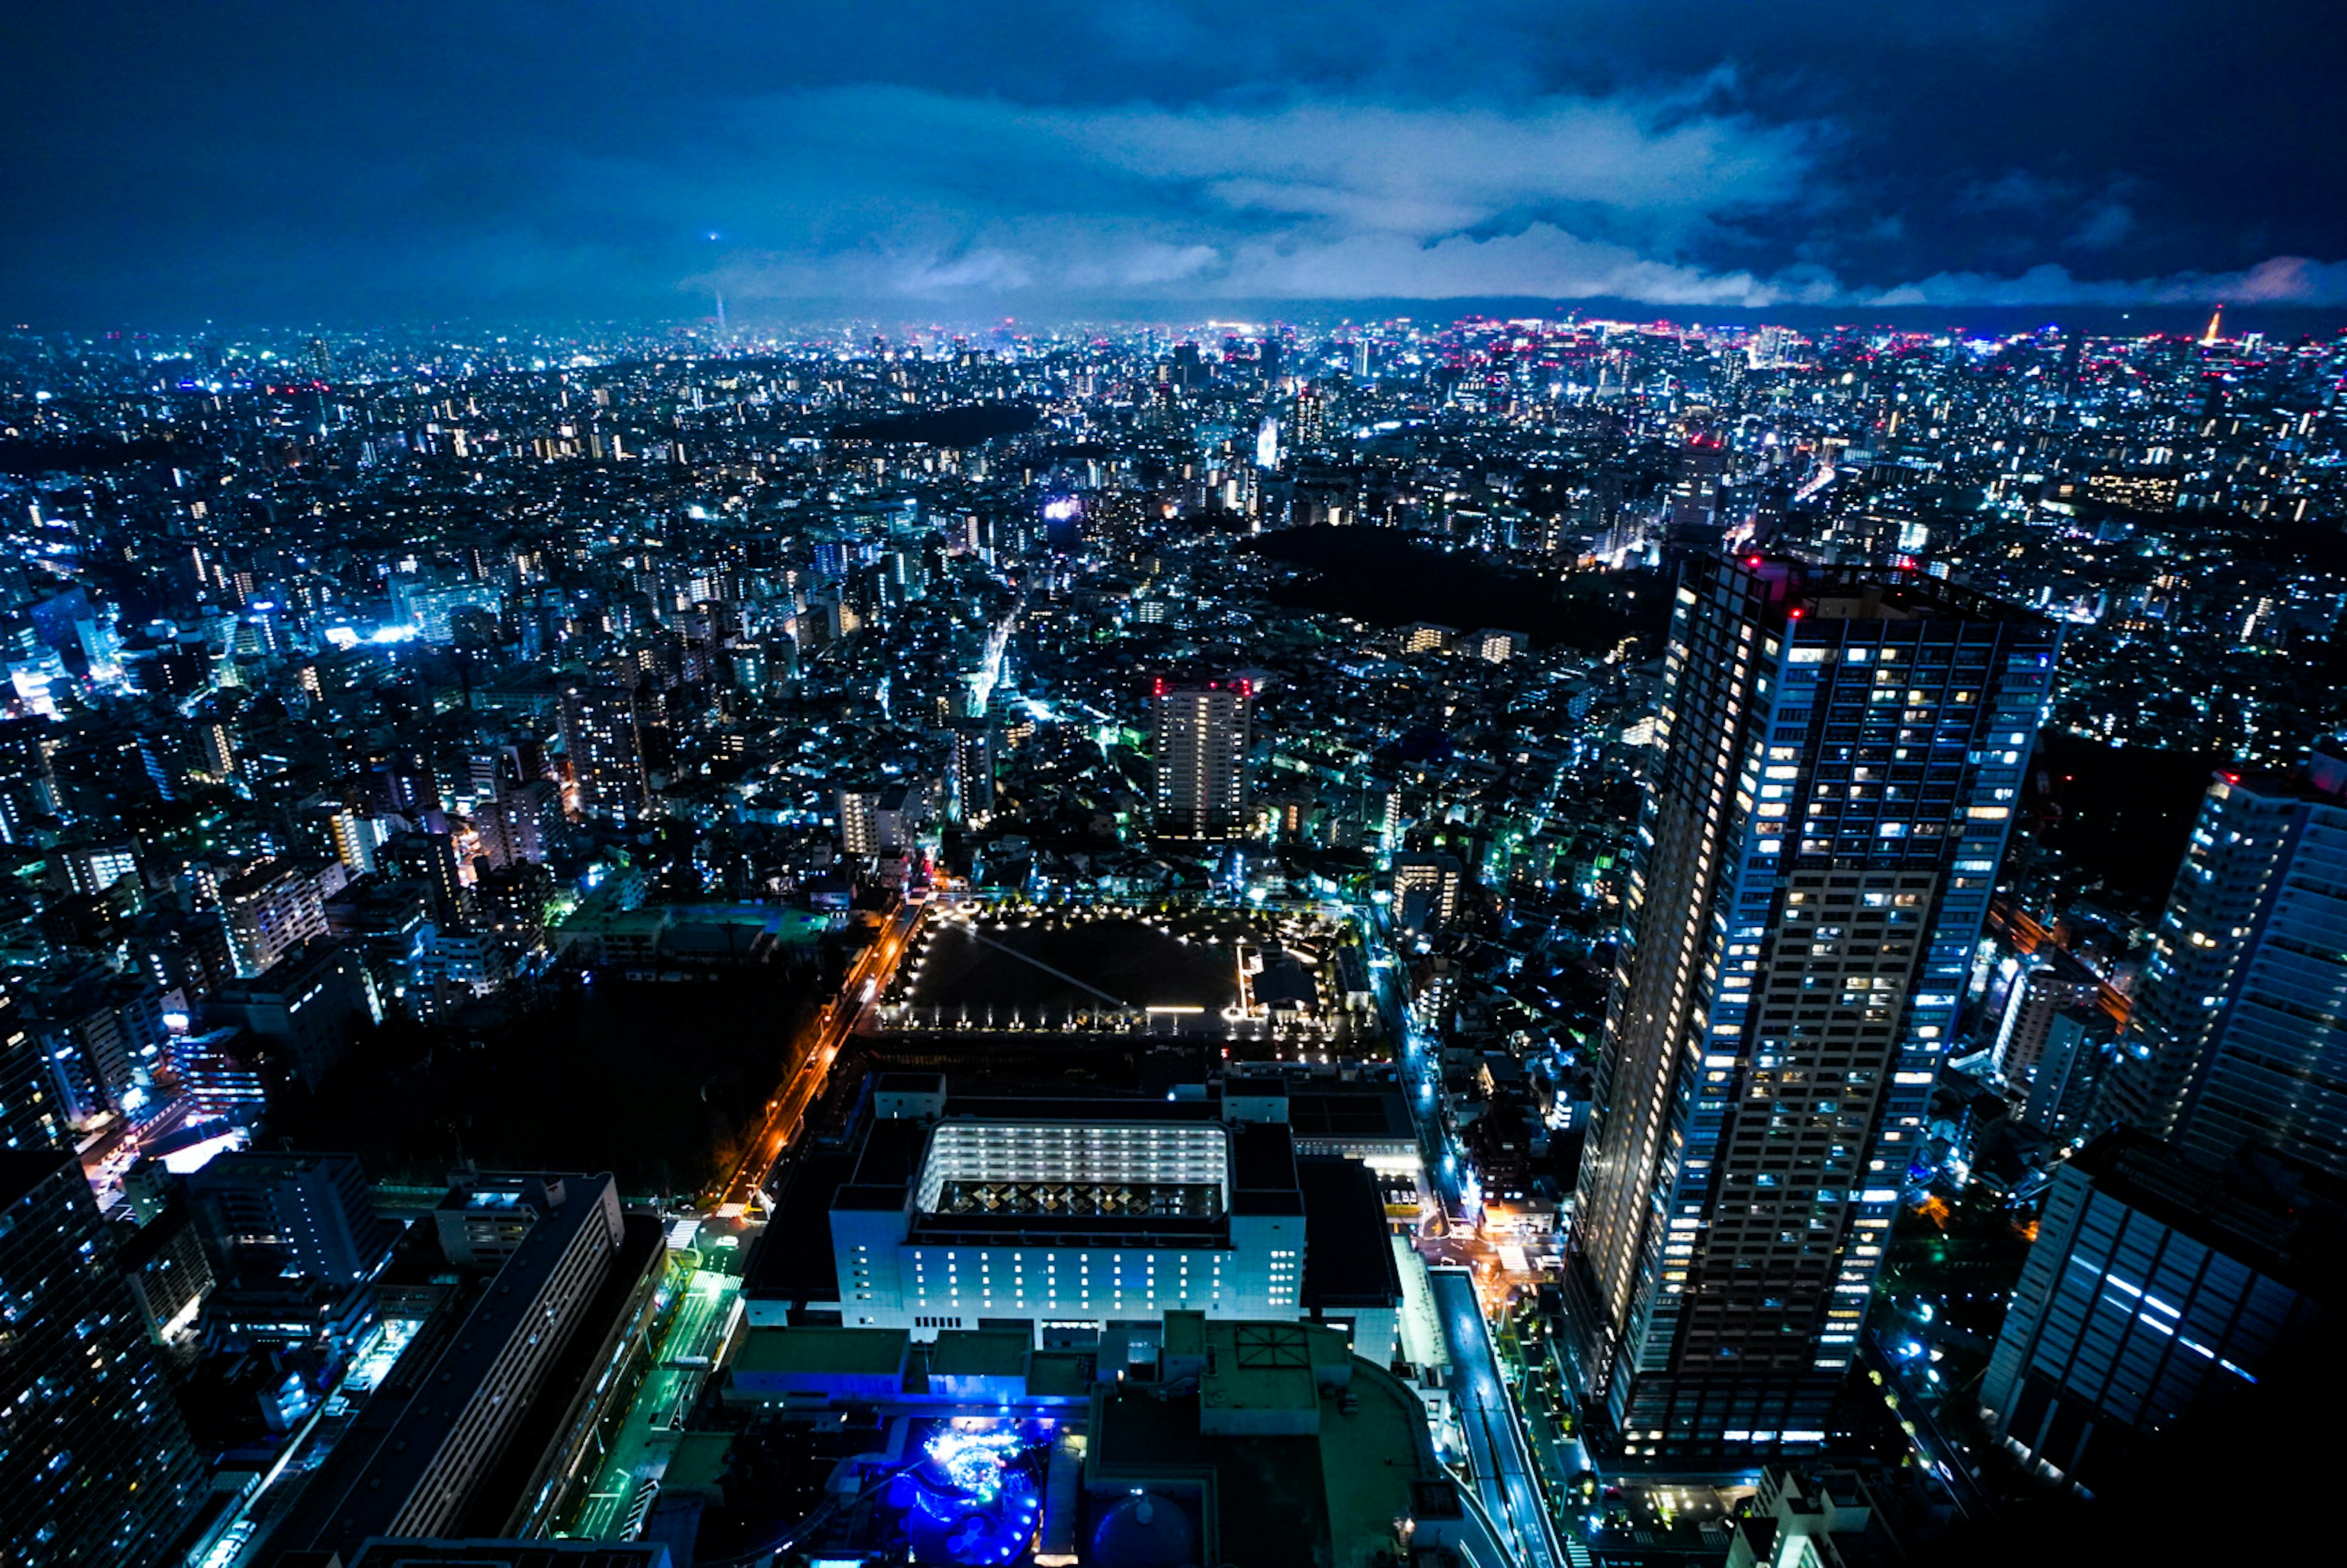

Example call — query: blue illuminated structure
[886,1418,1047,1566]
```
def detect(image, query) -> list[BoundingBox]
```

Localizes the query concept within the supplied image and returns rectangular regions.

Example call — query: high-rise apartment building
[947,715,996,822]
[1151,680,1251,840]
[21,968,172,1123]
[556,680,648,822]
[0,990,62,1152]
[2097,746,2347,1178]
[1563,557,2057,1457]
[477,776,560,868]
[836,783,884,858]
[0,1151,205,1564]
[217,855,331,978]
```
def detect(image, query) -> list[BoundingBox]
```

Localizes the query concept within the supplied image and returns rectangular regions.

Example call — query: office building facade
[1565,557,2057,1456]
[1151,680,1251,839]
[1980,1129,2336,1493]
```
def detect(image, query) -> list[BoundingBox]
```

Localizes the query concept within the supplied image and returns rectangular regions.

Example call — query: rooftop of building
[658,1432,738,1500]
[1729,556,2053,631]
[732,1325,912,1379]
[925,1325,1033,1380]
[727,1324,1100,1408]
[1092,1315,1447,1568]
[2069,1129,2347,1299]
[188,1148,364,1182]
[1296,1156,1406,1310]
[1285,1081,1418,1144]
[744,1146,856,1304]
[434,1171,576,1215]
[2216,739,2347,806]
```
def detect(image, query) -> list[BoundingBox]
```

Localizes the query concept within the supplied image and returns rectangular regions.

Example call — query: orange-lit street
[710,899,922,1215]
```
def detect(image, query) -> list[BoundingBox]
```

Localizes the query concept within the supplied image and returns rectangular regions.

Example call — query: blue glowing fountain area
[886,1416,1051,1566]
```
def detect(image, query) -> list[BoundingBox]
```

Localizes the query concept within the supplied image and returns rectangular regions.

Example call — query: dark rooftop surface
[848,1118,928,1189]
[0,1147,73,1208]
[2073,1127,2347,1297]
[1230,1121,1302,1215]
[941,1092,1224,1125]
[1090,1385,1330,1568]
[745,1148,854,1304]
[1287,1083,1417,1142]
[1297,1156,1405,1310]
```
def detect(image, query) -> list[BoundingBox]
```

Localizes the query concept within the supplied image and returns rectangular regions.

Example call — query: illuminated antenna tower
[715,289,727,337]
[2201,302,2224,345]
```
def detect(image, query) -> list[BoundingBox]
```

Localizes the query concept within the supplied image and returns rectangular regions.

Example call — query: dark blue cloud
[4,1,2341,324]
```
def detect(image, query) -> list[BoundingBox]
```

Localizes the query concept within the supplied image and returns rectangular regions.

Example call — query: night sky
[6,1,2343,326]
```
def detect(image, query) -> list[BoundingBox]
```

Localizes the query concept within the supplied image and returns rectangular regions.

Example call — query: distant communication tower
[2202,302,2224,345]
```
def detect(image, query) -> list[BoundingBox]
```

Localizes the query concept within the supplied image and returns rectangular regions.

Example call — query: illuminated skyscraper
[0,1151,205,1564]
[1152,681,1251,840]
[1254,416,1280,471]
[1563,556,2057,1457]
[2098,746,2347,1178]
[556,680,648,822]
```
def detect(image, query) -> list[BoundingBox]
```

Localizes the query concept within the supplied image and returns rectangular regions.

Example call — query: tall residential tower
[556,680,649,822]
[2098,744,2347,1178]
[1564,557,2057,1457]
[1151,680,1251,840]
[0,1151,205,1564]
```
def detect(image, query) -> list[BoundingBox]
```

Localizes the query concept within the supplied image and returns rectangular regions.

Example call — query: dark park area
[268,972,820,1200]
[1252,527,1673,654]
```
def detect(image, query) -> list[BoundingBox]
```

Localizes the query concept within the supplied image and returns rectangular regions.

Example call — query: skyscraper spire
[2202,302,2225,345]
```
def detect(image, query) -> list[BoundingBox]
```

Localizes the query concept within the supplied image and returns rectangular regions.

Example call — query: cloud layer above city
[7,1,2344,323]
